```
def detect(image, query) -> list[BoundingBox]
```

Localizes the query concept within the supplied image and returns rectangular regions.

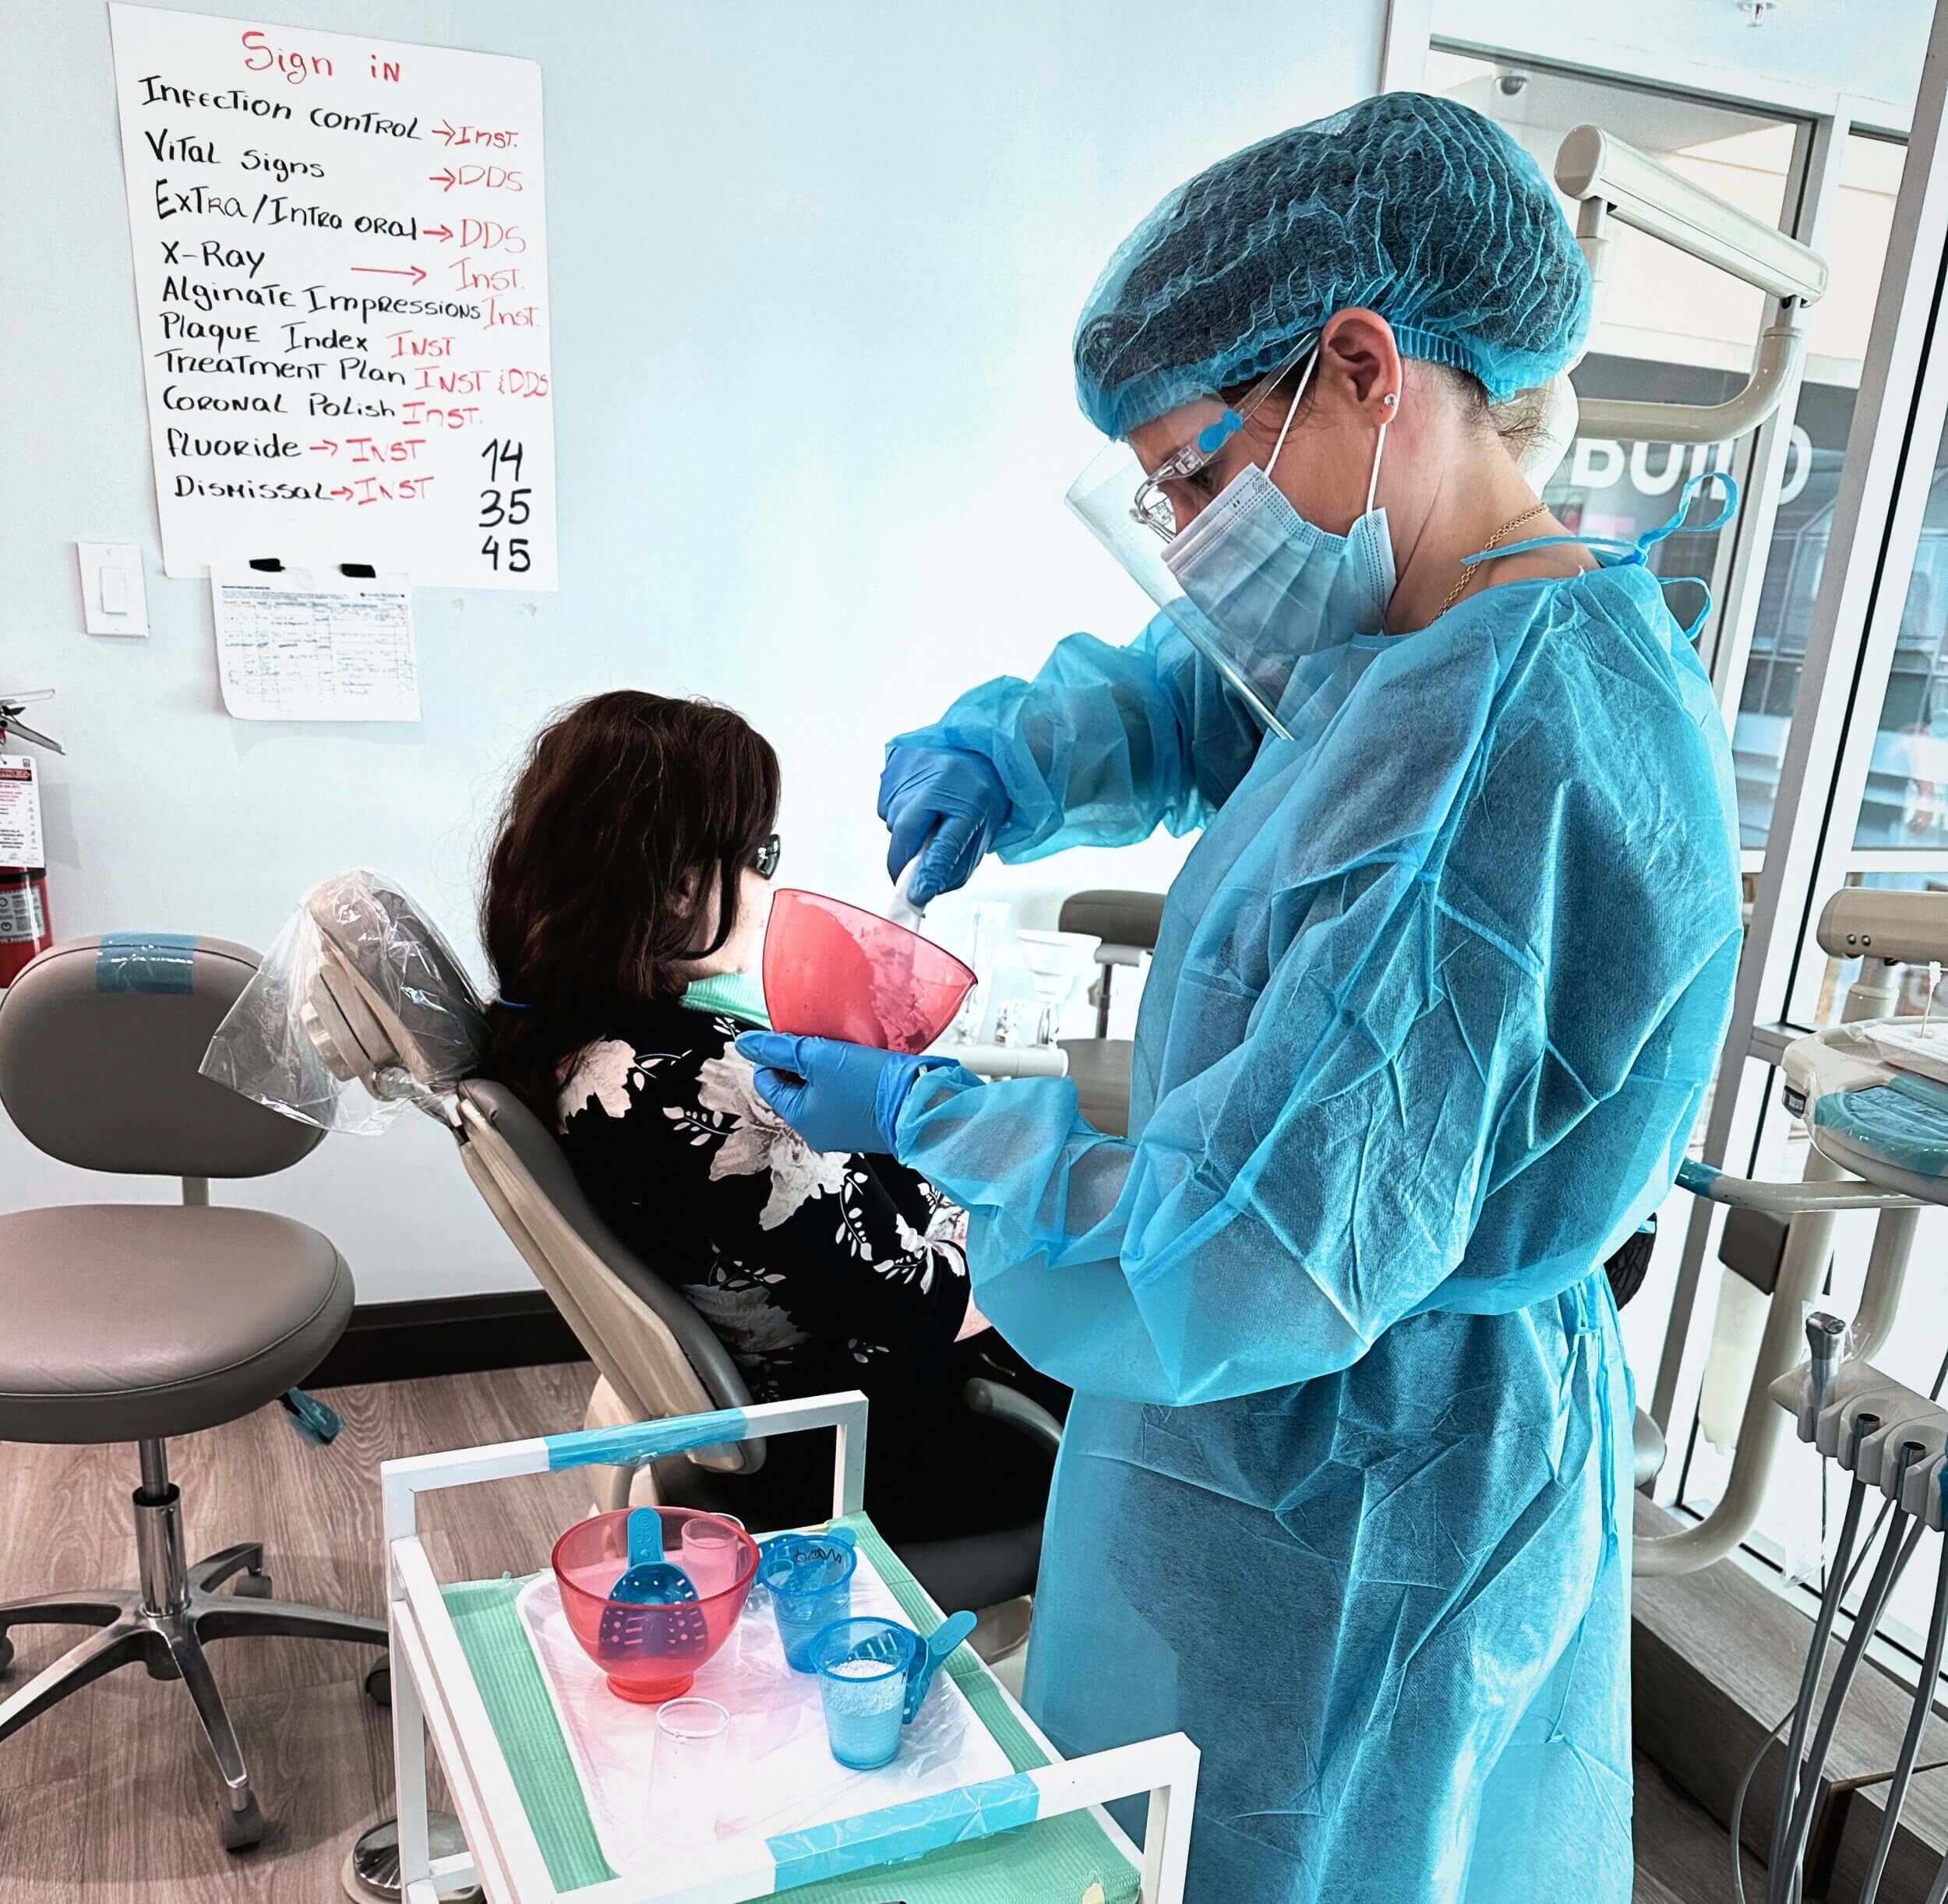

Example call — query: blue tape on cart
[542,1408,749,1472]
[766,1773,1043,1889]
[95,933,196,995]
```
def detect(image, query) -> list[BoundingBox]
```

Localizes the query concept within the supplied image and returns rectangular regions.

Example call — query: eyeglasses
[1130,333,1318,541]
[748,834,782,880]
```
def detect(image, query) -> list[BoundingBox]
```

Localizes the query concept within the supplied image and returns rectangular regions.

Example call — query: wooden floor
[0,1361,596,1902]
[0,1359,1755,1902]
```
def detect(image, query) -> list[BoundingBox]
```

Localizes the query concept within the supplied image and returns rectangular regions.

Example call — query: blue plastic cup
[757,1535,858,1672]
[813,1618,920,1770]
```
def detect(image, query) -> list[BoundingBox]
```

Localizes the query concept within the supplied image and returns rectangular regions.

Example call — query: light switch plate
[77,542,148,636]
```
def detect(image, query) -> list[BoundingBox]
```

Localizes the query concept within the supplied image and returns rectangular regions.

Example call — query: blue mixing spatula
[902,1610,976,1722]
[598,1508,708,1662]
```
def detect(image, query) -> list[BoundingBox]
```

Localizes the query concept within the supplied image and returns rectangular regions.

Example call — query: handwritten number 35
[478,487,531,527]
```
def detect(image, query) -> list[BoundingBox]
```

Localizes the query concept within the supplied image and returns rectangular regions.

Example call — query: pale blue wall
[1,0,1385,1298]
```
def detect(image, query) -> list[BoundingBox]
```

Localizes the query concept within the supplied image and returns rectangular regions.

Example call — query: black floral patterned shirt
[554,997,972,1405]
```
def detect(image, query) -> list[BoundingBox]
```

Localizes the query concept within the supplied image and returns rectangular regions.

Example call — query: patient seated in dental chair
[479,690,1066,1545]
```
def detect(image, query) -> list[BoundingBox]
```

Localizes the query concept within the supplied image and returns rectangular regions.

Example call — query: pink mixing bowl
[762,889,974,1055]
[550,1507,758,1703]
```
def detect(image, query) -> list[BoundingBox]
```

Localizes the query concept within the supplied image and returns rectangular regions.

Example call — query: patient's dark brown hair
[481,690,779,1119]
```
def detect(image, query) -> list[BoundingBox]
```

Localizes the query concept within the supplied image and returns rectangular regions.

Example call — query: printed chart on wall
[108,5,556,591]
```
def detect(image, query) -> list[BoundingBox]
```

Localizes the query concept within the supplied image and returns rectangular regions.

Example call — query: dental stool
[0,936,385,1850]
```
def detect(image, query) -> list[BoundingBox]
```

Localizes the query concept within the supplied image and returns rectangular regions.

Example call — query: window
[1429,51,1800,686]
[1740,135,1906,851]
[1421,0,1948,1711]
[1431,56,1905,855]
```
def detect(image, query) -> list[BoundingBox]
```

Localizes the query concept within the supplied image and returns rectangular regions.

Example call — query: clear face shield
[1064,337,1318,740]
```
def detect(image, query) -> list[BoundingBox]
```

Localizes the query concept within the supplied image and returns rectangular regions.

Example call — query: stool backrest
[0,936,322,1177]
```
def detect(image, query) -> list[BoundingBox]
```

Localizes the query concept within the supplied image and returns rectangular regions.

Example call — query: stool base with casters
[0,1438,387,1851]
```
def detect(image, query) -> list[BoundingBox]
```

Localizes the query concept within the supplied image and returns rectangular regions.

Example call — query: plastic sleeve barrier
[765,1772,1042,1889]
[542,1409,750,1472]
[277,1387,343,1444]
[198,868,487,1135]
[95,932,196,995]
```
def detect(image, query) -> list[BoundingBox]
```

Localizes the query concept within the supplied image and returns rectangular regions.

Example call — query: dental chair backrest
[297,873,758,1476]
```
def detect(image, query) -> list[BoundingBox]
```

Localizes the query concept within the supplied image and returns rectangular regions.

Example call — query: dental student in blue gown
[741,93,1743,1903]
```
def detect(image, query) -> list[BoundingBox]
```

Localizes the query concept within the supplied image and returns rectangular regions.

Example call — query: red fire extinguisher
[0,692,60,990]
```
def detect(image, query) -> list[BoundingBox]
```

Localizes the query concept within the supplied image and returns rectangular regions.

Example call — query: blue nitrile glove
[877,745,1009,908]
[737,1031,957,1155]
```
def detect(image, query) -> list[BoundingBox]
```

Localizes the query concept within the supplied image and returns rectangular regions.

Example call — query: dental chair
[289,874,1060,1617]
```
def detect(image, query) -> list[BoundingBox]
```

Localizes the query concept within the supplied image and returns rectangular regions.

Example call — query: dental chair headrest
[199,869,489,1133]
[302,870,488,1094]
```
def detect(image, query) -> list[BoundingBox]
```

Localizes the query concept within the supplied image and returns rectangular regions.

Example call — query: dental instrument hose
[1772,1477,1923,1904]
[1764,1468,1868,1888]
[1859,1487,1948,1904]
[1766,1331,1858,1895]
[1731,1486,1899,1904]
[1734,1332,1948,1904]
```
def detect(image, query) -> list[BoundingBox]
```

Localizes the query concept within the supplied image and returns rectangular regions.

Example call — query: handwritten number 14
[481,439,526,483]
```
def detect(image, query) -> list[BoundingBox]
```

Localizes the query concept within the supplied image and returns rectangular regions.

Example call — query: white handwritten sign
[108,5,556,590]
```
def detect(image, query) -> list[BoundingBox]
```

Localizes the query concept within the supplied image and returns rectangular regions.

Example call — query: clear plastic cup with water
[645,1697,730,1847]
[679,1512,746,1599]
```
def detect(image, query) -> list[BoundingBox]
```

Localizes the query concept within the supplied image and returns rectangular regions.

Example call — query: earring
[1382,392,1399,409]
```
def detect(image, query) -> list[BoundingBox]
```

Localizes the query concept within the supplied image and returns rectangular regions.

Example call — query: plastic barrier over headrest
[200,869,487,1134]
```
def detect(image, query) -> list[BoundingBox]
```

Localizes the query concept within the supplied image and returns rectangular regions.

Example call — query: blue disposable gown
[889,559,1742,1902]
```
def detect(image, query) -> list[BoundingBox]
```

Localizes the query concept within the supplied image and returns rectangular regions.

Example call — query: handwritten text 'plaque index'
[109,5,556,590]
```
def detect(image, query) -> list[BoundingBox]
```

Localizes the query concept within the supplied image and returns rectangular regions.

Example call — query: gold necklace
[1436,503,1551,616]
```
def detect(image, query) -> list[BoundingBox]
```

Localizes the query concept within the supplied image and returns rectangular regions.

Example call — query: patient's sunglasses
[748,833,782,880]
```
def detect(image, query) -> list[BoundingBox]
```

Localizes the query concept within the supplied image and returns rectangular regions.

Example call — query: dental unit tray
[1784,1019,1948,1207]
[383,1392,1199,1902]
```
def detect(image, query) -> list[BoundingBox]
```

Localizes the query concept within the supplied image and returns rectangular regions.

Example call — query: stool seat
[0,1205,351,1444]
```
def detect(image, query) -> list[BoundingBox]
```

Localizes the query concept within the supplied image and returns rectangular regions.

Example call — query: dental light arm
[1819,885,1948,971]
[1554,124,1829,446]
[1557,125,1830,304]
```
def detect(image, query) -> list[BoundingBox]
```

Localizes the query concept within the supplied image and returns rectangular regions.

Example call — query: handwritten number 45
[481,534,531,573]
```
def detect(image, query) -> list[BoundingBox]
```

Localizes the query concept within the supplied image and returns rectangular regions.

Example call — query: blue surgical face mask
[1162,376,1397,731]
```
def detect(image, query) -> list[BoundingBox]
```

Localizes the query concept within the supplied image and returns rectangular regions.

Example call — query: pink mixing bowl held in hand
[551,1507,759,1704]
[762,890,975,1055]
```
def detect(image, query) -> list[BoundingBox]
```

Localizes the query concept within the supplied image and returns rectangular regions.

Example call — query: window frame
[1392,10,1948,1633]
